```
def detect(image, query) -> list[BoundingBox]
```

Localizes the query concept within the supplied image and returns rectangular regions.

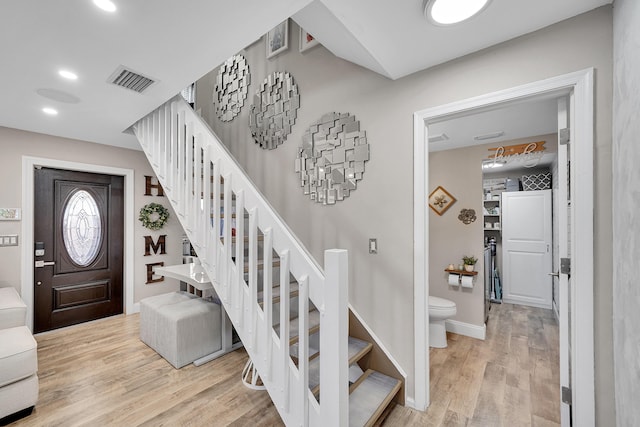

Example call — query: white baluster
[298,275,310,426]
[263,228,273,381]
[279,250,291,413]
[248,208,258,350]
[176,110,186,210]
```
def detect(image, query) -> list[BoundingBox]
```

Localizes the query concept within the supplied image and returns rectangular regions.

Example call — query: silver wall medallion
[249,71,300,149]
[295,112,370,205]
[214,55,250,122]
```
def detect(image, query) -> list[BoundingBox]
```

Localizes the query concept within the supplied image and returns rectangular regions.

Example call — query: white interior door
[501,189,553,309]
[556,96,572,426]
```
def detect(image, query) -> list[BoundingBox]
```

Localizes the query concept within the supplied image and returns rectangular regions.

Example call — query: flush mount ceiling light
[58,70,78,80]
[424,0,491,25]
[93,0,116,12]
[482,159,505,169]
[42,107,58,116]
[474,130,504,141]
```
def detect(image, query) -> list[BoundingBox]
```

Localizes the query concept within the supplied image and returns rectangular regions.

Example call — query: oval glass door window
[62,190,102,266]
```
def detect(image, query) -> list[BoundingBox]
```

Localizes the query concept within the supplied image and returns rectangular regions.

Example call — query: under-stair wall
[134,96,349,426]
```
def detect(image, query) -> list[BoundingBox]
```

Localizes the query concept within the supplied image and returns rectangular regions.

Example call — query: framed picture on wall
[428,186,456,216]
[266,20,289,59]
[299,27,319,53]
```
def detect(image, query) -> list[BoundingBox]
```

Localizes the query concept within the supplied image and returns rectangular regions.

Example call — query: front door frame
[21,157,135,332]
[412,68,594,426]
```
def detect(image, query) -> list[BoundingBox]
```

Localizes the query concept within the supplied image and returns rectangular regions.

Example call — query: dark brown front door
[34,168,124,333]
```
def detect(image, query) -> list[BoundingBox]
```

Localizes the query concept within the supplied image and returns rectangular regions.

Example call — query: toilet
[428,296,457,348]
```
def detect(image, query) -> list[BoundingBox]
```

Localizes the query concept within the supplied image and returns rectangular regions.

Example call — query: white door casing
[557,96,572,426]
[413,68,593,426]
[501,189,553,309]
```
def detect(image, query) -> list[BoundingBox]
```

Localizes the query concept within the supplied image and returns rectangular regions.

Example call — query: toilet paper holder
[444,268,478,288]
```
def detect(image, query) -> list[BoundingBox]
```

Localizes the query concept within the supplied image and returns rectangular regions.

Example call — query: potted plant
[462,255,478,272]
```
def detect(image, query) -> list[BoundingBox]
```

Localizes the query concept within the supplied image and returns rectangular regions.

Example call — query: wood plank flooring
[12,314,283,427]
[382,302,560,427]
[10,302,558,426]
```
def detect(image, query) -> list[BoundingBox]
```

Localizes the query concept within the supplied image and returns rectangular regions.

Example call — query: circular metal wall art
[214,55,250,122]
[249,71,300,150]
[295,112,370,205]
[458,208,477,225]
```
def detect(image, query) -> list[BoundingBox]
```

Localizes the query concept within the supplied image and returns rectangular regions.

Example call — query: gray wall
[196,7,614,420]
[0,127,184,305]
[613,0,640,425]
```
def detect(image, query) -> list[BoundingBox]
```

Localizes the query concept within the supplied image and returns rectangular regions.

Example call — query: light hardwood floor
[11,303,558,426]
[383,302,561,427]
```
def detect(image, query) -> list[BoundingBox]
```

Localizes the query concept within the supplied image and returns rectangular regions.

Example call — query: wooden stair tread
[244,259,280,273]
[308,336,373,393]
[257,282,300,306]
[271,309,320,346]
[349,370,402,427]
[220,234,264,244]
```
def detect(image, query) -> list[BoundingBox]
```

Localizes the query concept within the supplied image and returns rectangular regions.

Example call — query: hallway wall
[0,127,184,306]
[196,7,613,420]
[612,0,640,424]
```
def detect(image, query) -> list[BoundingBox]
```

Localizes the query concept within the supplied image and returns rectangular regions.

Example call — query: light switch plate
[0,235,19,247]
[369,238,377,254]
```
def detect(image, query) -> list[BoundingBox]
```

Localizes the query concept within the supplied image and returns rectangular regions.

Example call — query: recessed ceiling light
[424,0,491,25]
[42,107,58,116]
[93,0,116,12]
[58,70,78,80]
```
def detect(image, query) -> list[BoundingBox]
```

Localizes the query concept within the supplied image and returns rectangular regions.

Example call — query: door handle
[35,260,55,268]
[548,271,560,278]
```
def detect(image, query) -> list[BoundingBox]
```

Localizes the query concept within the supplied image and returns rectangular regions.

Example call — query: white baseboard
[445,319,486,340]
[129,302,140,314]
[503,297,552,310]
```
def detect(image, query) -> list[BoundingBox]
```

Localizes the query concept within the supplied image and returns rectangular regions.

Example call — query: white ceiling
[0,0,611,151]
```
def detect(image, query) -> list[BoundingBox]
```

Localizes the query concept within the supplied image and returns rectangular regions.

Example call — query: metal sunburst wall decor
[295,112,370,205]
[458,208,477,225]
[215,55,250,122]
[249,71,300,149]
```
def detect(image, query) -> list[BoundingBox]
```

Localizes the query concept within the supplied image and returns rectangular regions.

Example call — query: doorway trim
[412,68,594,425]
[21,156,135,332]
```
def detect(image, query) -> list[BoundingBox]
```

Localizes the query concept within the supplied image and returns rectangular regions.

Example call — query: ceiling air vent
[108,66,156,93]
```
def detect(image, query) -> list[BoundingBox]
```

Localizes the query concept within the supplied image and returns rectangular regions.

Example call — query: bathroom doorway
[413,69,595,426]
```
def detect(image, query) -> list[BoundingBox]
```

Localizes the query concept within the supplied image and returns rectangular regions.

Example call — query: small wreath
[139,203,170,230]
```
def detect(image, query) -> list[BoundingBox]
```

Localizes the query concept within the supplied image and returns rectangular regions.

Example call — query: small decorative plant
[462,255,478,272]
[462,255,478,265]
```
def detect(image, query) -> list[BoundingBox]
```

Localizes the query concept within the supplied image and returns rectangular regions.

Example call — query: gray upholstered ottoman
[0,326,39,420]
[0,287,27,329]
[140,292,222,369]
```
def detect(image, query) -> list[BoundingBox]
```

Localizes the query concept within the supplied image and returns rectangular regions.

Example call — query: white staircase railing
[133,96,349,426]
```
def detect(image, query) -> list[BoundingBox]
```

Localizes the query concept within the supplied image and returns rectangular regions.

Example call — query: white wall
[0,127,184,306]
[196,7,614,420]
[612,0,640,425]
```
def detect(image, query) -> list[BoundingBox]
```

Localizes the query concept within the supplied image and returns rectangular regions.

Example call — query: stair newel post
[321,249,349,427]
[263,228,273,381]
[298,275,310,426]
[235,190,246,326]
[248,208,259,350]
[280,250,291,413]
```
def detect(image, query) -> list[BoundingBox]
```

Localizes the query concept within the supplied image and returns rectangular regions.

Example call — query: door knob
[548,271,560,278]
[36,281,42,286]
